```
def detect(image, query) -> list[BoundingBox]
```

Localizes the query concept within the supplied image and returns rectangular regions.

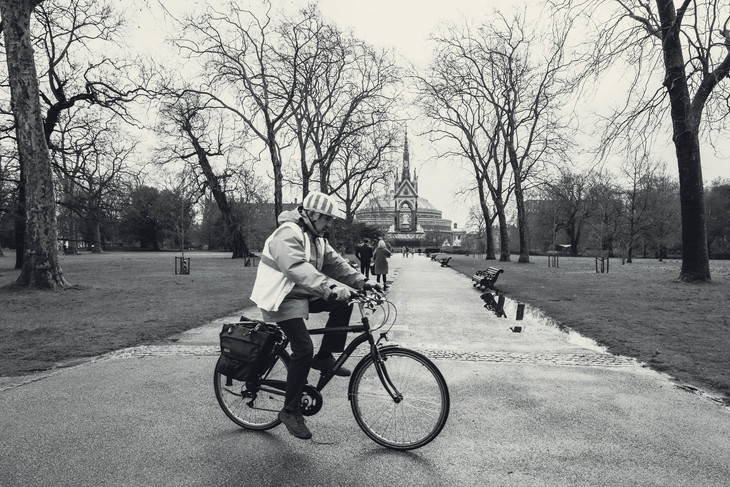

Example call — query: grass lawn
[447,253,730,405]
[0,250,255,375]
[1,249,728,406]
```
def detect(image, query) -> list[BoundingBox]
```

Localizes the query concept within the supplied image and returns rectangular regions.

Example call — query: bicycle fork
[371,344,403,403]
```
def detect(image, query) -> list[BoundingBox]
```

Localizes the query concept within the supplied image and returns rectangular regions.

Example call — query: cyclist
[250,191,382,440]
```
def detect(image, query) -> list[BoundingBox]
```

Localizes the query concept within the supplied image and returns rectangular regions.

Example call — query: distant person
[373,240,392,290]
[250,191,382,440]
[355,239,373,278]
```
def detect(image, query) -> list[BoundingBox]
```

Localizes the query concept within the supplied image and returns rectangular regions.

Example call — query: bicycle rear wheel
[349,347,449,450]
[213,348,288,430]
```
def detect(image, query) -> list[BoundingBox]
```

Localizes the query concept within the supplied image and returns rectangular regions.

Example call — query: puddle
[487,292,610,354]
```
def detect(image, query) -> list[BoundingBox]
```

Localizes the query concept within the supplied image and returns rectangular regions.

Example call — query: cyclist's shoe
[311,355,351,377]
[278,409,312,440]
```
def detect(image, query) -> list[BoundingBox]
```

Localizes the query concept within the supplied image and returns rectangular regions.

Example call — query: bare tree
[52,109,140,253]
[642,171,682,260]
[328,126,399,224]
[481,12,576,263]
[416,41,506,261]
[617,147,663,262]
[284,7,402,199]
[544,167,595,255]
[155,92,257,259]
[419,12,575,261]
[559,0,730,281]
[1,0,150,268]
[584,171,622,256]
[173,1,305,221]
[0,0,68,288]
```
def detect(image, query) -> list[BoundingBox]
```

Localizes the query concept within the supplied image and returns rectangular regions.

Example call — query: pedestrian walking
[373,240,392,290]
[355,239,374,278]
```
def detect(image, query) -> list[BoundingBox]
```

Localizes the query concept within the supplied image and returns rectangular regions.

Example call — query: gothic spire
[402,127,410,181]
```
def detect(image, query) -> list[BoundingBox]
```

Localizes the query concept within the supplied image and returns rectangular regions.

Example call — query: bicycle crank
[300,384,323,416]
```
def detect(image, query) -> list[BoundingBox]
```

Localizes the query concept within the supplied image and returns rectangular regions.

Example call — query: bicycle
[213,291,450,450]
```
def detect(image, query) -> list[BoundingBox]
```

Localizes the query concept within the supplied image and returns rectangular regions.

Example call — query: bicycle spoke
[350,348,449,450]
[214,351,288,430]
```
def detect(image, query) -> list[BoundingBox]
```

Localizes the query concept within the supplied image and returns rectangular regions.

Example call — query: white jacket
[250,221,310,312]
[250,209,366,321]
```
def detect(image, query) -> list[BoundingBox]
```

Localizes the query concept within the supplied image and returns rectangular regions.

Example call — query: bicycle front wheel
[213,349,288,430]
[349,347,449,450]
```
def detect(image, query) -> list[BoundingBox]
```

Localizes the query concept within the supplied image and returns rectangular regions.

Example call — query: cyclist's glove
[362,281,383,293]
[329,286,352,301]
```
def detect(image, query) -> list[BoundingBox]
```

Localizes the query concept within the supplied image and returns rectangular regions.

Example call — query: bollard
[595,256,609,273]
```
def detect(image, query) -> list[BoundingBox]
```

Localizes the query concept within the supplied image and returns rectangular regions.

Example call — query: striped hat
[302,191,344,219]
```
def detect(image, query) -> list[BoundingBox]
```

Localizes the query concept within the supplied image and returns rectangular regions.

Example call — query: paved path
[1,255,729,486]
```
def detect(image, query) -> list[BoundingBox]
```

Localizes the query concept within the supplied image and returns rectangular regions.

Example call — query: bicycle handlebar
[349,289,385,306]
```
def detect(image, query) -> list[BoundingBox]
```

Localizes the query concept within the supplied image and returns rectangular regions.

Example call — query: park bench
[471,268,488,283]
[440,257,451,267]
[472,266,503,290]
[430,254,439,261]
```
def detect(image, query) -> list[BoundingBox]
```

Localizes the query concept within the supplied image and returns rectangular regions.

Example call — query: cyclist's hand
[330,286,352,301]
[362,281,383,293]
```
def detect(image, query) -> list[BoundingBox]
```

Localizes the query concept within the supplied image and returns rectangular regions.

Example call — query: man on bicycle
[250,191,382,440]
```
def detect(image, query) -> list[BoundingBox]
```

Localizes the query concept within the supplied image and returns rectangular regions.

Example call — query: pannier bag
[217,317,279,382]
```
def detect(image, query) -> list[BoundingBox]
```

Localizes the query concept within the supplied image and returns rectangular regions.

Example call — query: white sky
[129,0,728,228]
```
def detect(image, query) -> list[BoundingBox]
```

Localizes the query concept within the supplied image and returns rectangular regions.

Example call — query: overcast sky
[130,1,728,227]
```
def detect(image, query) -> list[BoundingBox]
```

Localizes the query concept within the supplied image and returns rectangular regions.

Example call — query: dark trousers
[359,259,371,278]
[277,298,353,412]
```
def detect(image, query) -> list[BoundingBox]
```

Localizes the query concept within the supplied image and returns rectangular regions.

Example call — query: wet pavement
[1,255,729,486]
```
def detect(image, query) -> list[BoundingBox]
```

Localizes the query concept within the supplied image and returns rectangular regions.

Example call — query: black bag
[217,317,278,381]
[370,264,376,275]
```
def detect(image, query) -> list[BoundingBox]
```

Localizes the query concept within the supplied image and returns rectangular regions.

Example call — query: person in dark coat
[355,239,374,278]
[373,239,392,290]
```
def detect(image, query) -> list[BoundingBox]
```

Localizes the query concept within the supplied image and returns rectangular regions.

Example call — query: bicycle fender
[347,345,402,400]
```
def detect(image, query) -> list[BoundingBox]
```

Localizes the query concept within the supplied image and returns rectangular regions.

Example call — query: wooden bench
[430,254,439,261]
[471,269,488,284]
[440,257,451,267]
[472,266,503,290]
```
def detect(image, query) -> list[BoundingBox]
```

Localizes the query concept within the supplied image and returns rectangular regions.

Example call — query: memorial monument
[355,131,461,247]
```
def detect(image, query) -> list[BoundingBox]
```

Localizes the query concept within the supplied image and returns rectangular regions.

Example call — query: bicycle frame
[256,299,404,403]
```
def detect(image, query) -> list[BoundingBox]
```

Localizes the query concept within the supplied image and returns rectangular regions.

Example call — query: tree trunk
[674,133,710,281]
[656,0,711,282]
[627,215,635,263]
[513,179,530,263]
[190,136,249,259]
[268,127,284,222]
[66,217,79,254]
[228,220,248,260]
[13,164,25,269]
[484,221,496,260]
[91,218,103,253]
[477,180,496,260]
[1,0,69,289]
[497,209,510,262]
